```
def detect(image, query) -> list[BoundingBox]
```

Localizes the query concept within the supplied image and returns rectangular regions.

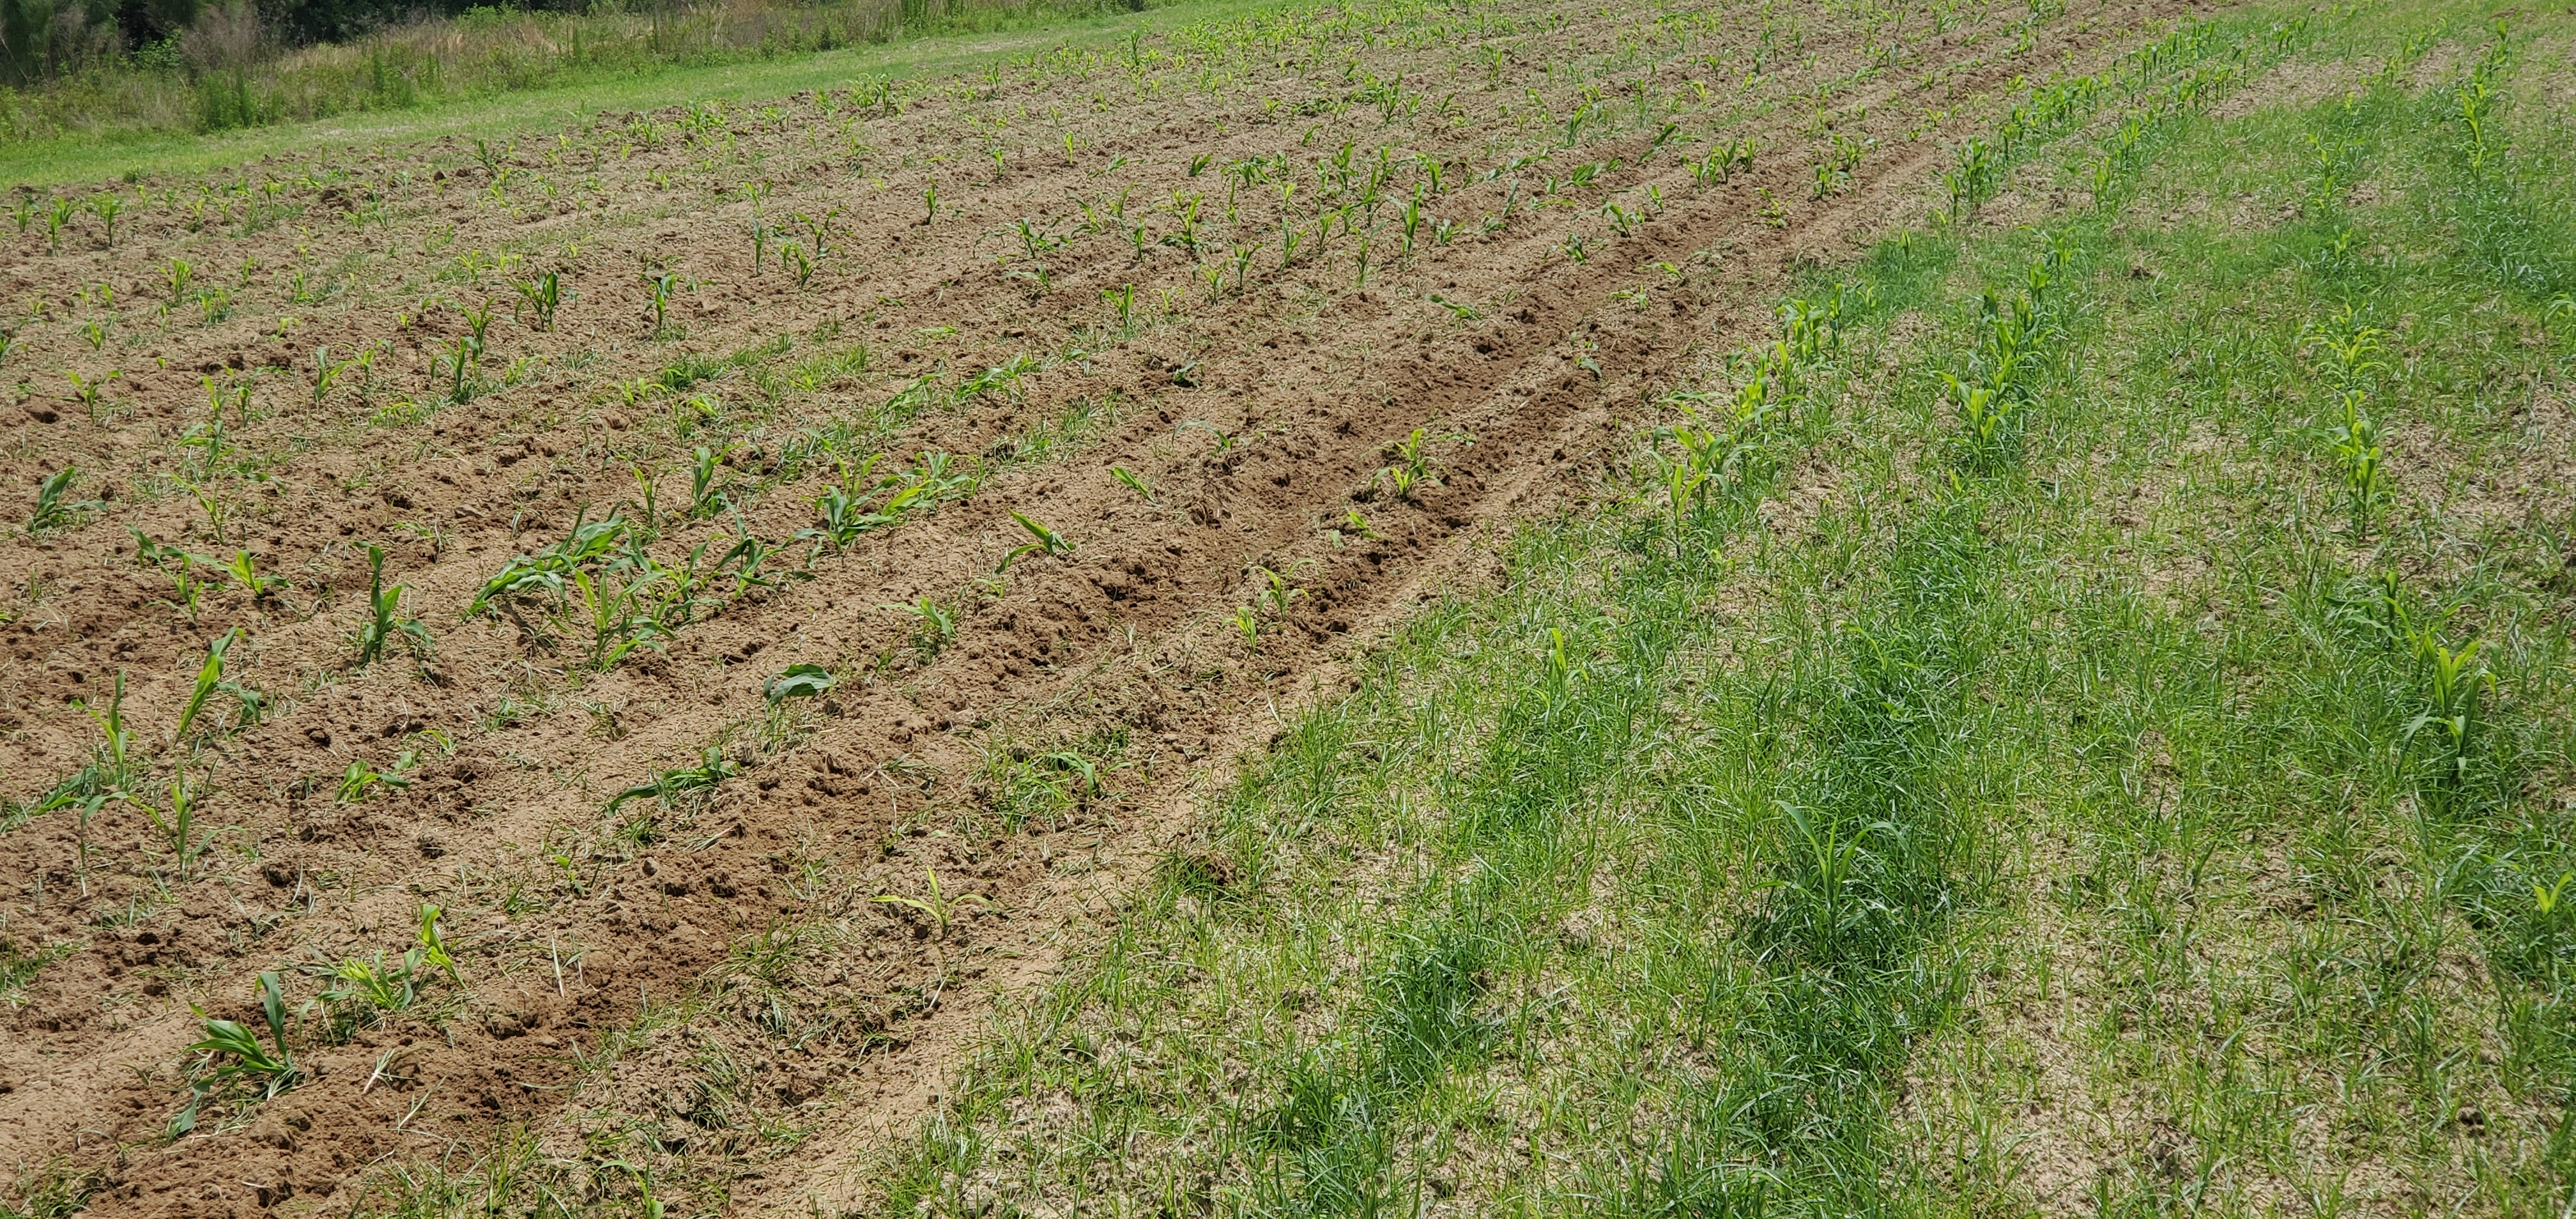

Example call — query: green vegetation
[0,0,1285,187]
[847,6,2576,1215]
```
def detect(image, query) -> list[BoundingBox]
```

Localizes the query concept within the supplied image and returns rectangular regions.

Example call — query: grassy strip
[1905,4,2576,1213]
[845,12,2352,1216]
[0,0,1293,189]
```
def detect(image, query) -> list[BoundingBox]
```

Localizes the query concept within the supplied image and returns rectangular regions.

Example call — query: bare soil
[0,0,2189,1211]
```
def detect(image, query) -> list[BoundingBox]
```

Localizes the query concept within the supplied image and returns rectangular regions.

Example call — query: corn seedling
[173,972,299,1136]
[895,595,957,657]
[2326,389,2390,535]
[135,772,215,878]
[687,443,736,517]
[873,868,988,936]
[1001,511,1073,569]
[802,485,898,555]
[312,344,358,406]
[355,543,433,668]
[90,193,121,247]
[172,629,238,746]
[1942,137,1997,218]
[606,746,740,814]
[314,953,417,1026]
[338,755,414,802]
[28,466,102,532]
[1251,565,1305,616]
[2403,623,2493,814]
[1229,605,1261,648]
[470,514,632,613]
[1111,465,1155,503]
[515,271,565,330]
[415,903,463,985]
[1942,371,2018,465]
[641,271,685,336]
[571,569,670,671]
[65,369,119,422]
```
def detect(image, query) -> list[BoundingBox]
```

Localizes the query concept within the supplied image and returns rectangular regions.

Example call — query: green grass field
[0,0,1284,190]
[3,0,2571,1210]
[838,4,2576,1215]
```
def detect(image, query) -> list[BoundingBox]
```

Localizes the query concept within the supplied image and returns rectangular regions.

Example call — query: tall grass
[0,0,1154,146]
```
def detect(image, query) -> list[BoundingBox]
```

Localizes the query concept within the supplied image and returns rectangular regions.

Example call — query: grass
[831,2,2576,1215]
[0,0,1301,190]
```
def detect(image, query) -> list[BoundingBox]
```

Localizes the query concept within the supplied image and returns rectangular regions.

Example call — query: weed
[873,868,988,937]
[764,663,836,709]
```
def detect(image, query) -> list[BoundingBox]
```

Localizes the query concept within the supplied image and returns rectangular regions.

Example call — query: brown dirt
[0,0,2195,1211]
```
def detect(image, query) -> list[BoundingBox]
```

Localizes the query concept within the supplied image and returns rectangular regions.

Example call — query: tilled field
[0,0,2184,1211]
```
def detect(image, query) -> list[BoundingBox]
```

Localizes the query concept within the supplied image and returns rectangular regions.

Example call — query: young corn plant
[354,543,433,668]
[337,754,414,802]
[2326,390,2391,535]
[223,549,288,602]
[1942,137,1997,218]
[65,369,120,422]
[762,663,836,747]
[606,747,740,844]
[172,972,298,1137]
[515,271,565,331]
[1000,512,1074,570]
[640,271,686,337]
[1110,465,1155,503]
[469,514,631,615]
[172,629,238,746]
[896,595,957,658]
[28,466,103,532]
[311,344,365,406]
[135,772,215,878]
[412,903,463,985]
[571,569,670,671]
[687,444,735,518]
[801,484,898,556]
[2405,624,2493,815]
[90,192,121,247]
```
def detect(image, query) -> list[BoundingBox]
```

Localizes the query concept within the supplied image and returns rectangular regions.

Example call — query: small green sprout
[1001,511,1073,569]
